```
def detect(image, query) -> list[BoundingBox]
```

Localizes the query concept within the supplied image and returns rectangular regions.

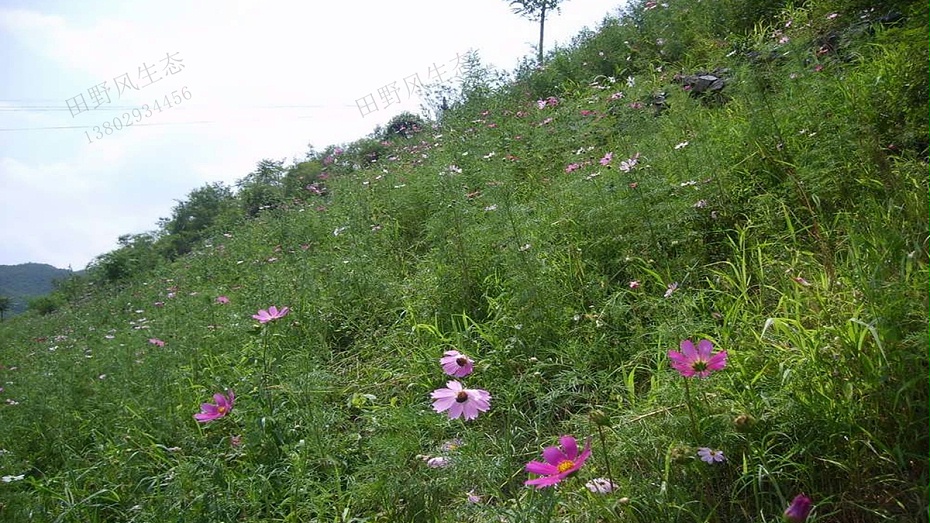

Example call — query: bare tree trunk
[538,1,547,65]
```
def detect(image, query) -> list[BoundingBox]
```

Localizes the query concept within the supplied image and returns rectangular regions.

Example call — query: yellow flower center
[218,406,227,414]
[557,460,575,473]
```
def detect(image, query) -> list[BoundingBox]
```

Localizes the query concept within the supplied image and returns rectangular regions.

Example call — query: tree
[158,182,238,258]
[88,232,161,283]
[0,295,9,321]
[237,158,287,217]
[507,0,569,66]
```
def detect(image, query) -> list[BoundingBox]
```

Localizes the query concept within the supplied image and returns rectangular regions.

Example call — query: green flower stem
[596,424,616,494]
[683,378,700,441]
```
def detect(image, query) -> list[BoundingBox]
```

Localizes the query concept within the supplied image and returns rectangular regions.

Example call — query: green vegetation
[0,0,926,521]
[0,264,76,317]
[0,295,9,321]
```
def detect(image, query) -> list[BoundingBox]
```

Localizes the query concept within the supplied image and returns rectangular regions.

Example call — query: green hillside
[0,1,926,521]
[0,263,75,318]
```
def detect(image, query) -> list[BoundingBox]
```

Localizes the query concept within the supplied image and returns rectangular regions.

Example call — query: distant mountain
[0,263,75,317]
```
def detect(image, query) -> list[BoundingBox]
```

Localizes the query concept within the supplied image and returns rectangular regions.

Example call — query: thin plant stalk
[596,424,616,493]
[683,379,700,441]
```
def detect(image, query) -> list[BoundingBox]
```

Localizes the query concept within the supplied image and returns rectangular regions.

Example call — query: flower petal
[541,445,567,466]
[525,460,559,475]
[559,435,578,460]
[575,437,593,465]
[524,475,564,488]
[447,401,464,420]
[679,339,697,359]
[696,339,714,359]
[706,350,728,371]
[432,397,456,412]
[431,388,457,399]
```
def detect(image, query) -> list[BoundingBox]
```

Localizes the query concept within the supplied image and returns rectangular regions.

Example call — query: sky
[0,0,624,270]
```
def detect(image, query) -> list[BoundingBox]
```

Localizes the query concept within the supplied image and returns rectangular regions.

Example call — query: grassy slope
[0,1,927,522]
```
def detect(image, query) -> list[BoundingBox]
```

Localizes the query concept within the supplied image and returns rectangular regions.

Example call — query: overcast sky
[0,0,623,270]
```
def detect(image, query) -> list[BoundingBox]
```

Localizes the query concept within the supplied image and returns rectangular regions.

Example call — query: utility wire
[0,103,366,131]
[0,115,331,132]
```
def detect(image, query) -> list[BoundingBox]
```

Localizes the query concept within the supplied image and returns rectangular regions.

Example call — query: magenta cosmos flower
[252,306,289,323]
[525,435,592,488]
[430,381,491,421]
[440,350,474,377]
[194,390,235,423]
[668,339,727,378]
[148,338,165,347]
[784,493,813,522]
[215,296,230,304]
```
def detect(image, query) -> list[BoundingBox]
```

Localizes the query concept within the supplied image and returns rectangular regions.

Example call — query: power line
[0,103,358,112]
[0,103,372,131]
[0,115,330,132]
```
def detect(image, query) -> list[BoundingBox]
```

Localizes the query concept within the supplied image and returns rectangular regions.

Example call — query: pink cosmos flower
[784,493,813,522]
[565,163,582,173]
[148,338,165,347]
[599,152,613,166]
[619,153,640,172]
[668,339,727,378]
[215,296,230,304]
[697,447,726,463]
[194,390,235,423]
[252,306,289,323]
[525,435,592,488]
[609,92,624,100]
[440,350,474,377]
[431,381,491,421]
[629,280,641,289]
